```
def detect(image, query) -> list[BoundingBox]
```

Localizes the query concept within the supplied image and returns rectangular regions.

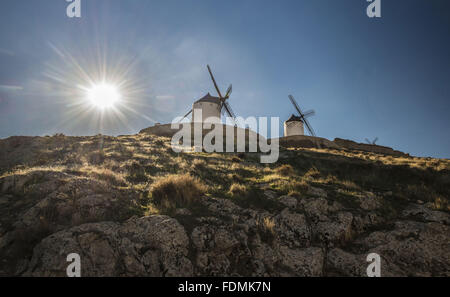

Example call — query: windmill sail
[207,65,223,99]
[288,94,316,136]
[365,137,379,145]
[178,109,193,123]
[178,65,237,124]
[207,65,237,122]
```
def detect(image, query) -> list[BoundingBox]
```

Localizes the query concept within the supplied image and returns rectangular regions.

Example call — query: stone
[278,195,297,209]
[24,216,193,277]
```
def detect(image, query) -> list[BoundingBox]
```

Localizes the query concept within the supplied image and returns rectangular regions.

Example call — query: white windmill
[284,95,316,137]
[179,65,236,124]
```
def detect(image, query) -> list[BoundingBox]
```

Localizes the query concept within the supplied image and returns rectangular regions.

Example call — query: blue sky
[0,0,449,158]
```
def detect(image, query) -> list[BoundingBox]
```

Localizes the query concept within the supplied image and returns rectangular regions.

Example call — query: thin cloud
[156,95,175,100]
[0,85,24,91]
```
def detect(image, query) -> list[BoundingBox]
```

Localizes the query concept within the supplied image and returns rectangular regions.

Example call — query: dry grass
[287,179,310,197]
[340,180,361,191]
[304,167,321,179]
[87,151,105,165]
[229,183,249,197]
[257,216,276,244]
[1,132,449,219]
[0,165,67,178]
[150,174,207,211]
[263,217,275,234]
[433,196,449,211]
[127,161,147,183]
[79,165,127,187]
[275,164,295,176]
[191,159,207,171]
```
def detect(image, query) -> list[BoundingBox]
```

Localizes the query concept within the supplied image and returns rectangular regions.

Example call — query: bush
[287,180,310,197]
[93,168,127,187]
[229,183,248,197]
[304,166,320,179]
[150,174,207,211]
[275,164,295,176]
[127,161,147,183]
[191,159,207,171]
[258,217,276,244]
[87,151,105,165]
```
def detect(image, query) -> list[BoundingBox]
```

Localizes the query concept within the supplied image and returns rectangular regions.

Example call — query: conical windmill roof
[286,114,303,123]
[195,93,221,104]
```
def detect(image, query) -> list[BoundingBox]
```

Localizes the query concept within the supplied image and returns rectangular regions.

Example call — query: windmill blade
[365,138,371,144]
[303,117,316,137]
[222,101,236,119]
[178,109,192,123]
[207,65,223,98]
[303,110,315,118]
[223,102,236,119]
[221,102,237,126]
[224,84,232,99]
[373,137,379,144]
[288,95,304,117]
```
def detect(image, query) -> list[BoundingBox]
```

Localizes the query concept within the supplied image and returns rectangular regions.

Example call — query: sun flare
[87,83,121,109]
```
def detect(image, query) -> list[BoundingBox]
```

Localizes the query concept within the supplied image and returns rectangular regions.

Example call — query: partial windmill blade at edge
[303,110,315,118]
[207,65,223,98]
[365,138,371,144]
[178,109,193,123]
[288,95,304,116]
[303,117,316,137]
[224,84,232,99]
[373,137,379,144]
[223,101,236,119]
[288,94,316,136]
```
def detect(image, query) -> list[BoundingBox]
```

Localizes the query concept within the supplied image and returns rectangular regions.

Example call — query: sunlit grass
[1,132,448,218]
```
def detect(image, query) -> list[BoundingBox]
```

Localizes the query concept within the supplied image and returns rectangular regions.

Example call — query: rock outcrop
[1,170,448,276]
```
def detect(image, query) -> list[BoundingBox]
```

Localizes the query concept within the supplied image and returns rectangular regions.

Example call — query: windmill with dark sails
[179,65,236,125]
[284,94,316,137]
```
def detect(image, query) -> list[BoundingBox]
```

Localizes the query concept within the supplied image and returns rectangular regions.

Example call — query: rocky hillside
[0,133,449,276]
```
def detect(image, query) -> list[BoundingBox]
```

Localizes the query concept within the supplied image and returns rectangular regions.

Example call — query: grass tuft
[150,174,207,212]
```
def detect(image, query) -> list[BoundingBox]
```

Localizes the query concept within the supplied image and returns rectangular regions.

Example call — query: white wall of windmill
[284,120,304,137]
[192,102,222,123]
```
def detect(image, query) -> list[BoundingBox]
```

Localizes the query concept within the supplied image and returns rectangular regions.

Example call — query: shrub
[154,138,165,146]
[87,151,105,165]
[258,217,276,244]
[79,166,127,187]
[127,161,147,183]
[229,183,248,197]
[304,167,320,179]
[263,217,275,233]
[433,196,449,211]
[286,179,310,197]
[275,164,295,176]
[93,168,127,186]
[150,174,207,211]
[192,159,207,171]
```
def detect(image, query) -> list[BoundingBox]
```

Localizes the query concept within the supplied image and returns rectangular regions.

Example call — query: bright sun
[87,83,121,109]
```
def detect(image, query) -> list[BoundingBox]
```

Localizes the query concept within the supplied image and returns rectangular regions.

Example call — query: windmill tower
[284,114,304,136]
[180,65,236,124]
[285,95,316,137]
